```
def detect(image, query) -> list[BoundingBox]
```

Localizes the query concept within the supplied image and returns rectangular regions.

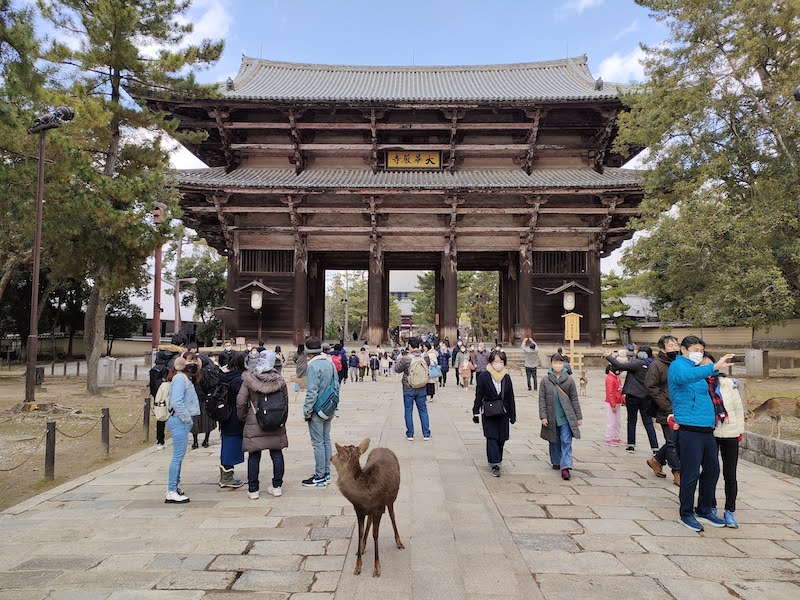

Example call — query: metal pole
[101,408,110,456]
[152,243,163,349]
[143,398,151,441]
[25,131,46,403]
[174,238,183,335]
[76,361,80,377]
[118,362,122,380]
[44,420,55,480]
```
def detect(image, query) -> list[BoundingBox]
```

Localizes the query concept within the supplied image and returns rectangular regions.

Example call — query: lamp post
[173,277,197,335]
[25,106,74,403]
[250,288,263,341]
[150,202,166,353]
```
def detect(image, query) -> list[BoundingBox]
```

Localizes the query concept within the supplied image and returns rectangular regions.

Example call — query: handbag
[482,394,506,417]
[429,363,443,378]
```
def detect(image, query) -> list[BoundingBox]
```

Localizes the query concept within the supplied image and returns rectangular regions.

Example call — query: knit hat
[333,343,342,351]
[321,342,331,353]
[173,356,187,371]
[255,350,276,373]
[305,336,322,355]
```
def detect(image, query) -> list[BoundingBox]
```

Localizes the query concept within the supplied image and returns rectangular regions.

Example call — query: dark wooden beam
[521,109,543,175]
[187,205,641,216]
[211,109,239,173]
[287,109,305,174]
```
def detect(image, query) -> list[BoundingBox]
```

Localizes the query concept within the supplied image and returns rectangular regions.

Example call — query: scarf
[489,366,507,383]
[707,376,728,425]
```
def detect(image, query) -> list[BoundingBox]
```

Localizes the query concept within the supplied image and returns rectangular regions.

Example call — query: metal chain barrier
[55,418,101,439]
[108,410,142,435]
[0,431,47,472]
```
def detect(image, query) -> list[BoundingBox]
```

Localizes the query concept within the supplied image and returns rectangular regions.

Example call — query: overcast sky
[166,0,667,275]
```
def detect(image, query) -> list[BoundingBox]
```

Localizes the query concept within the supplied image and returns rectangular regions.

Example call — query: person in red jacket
[605,365,625,446]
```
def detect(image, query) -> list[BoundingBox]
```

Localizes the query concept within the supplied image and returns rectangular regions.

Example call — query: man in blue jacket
[668,335,734,532]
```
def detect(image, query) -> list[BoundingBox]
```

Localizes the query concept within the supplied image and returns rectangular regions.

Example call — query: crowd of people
[152,331,745,534]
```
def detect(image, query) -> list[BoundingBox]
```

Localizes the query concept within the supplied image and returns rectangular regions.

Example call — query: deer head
[331,438,371,472]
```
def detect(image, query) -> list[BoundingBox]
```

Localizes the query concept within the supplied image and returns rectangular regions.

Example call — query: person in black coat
[217,351,246,488]
[472,350,516,478]
[604,347,659,454]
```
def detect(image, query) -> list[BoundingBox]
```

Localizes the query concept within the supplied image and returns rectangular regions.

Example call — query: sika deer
[748,397,800,439]
[330,438,404,577]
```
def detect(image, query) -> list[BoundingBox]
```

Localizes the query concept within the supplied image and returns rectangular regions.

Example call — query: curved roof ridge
[236,55,590,74]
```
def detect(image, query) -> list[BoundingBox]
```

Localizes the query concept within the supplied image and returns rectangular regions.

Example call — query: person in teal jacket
[668,336,734,532]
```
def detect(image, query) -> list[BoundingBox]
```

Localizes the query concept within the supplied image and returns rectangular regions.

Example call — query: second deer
[330,438,404,577]
[748,397,800,439]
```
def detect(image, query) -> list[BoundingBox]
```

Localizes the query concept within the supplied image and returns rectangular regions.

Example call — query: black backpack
[148,362,169,397]
[205,381,232,422]
[251,390,288,431]
[200,361,220,395]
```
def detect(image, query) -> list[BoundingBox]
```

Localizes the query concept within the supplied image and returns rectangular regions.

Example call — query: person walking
[437,342,451,387]
[216,351,245,489]
[604,365,624,446]
[237,350,288,499]
[302,337,338,487]
[394,336,431,441]
[369,352,380,382]
[357,347,369,382]
[164,355,200,503]
[336,343,349,385]
[273,345,285,374]
[539,353,583,481]
[521,337,539,391]
[459,355,475,390]
[604,347,659,454]
[645,335,681,486]
[348,350,360,383]
[669,336,735,532]
[473,350,516,477]
[424,341,439,402]
[703,352,745,529]
[473,342,489,378]
[380,351,390,377]
[292,343,307,390]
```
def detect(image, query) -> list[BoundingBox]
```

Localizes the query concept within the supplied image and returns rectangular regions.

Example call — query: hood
[242,369,285,394]
[157,343,184,354]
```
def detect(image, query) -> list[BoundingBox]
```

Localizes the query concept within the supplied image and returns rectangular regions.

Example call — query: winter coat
[605,354,651,399]
[236,369,289,452]
[169,373,200,423]
[605,372,624,408]
[427,349,439,383]
[459,359,475,381]
[451,346,462,367]
[713,377,745,439]
[521,342,540,369]
[539,370,582,442]
[150,344,184,396]
[472,371,516,441]
[217,368,244,436]
[348,354,360,369]
[473,350,490,373]
[645,351,675,424]
[394,350,430,392]
[303,354,338,417]
[438,348,451,372]
[668,355,718,429]
[293,352,308,378]
[358,351,369,368]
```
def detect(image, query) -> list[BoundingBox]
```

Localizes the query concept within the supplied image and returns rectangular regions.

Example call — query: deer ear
[357,438,371,455]
[335,443,344,454]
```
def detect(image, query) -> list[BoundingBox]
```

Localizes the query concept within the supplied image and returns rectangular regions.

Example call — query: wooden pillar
[308,255,324,340]
[504,252,518,344]
[367,239,385,347]
[293,236,308,346]
[225,251,239,339]
[382,267,390,345]
[440,247,458,344]
[587,248,602,346]
[518,245,534,340]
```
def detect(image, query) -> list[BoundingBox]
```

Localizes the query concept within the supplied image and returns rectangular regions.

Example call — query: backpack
[408,355,429,389]
[251,389,288,431]
[200,361,220,395]
[331,353,343,372]
[312,362,340,420]
[148,362,169,398]
[153,381,171,422]
[205,380,232,422]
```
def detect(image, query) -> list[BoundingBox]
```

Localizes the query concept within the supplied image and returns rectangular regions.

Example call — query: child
[539,353,583,480]
[604,365,624,446]
[369,352,380,382]
[459,357,475,390]
[380,352,390,376]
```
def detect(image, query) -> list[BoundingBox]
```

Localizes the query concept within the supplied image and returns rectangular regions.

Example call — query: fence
[0,399,153,481]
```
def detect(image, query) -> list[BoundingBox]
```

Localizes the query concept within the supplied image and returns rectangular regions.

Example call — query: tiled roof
[222,56,635,103]
[173,167,642,190]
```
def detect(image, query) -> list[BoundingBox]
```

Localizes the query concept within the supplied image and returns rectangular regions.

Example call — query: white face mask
[687,351,704,365]
[491,361,504,371]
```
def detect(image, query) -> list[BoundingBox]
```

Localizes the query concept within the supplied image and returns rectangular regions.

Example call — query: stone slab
[726,580,800,600]
[249,541,326,556]
[231,570,314,593]
[536,574,671,600]
[519,550,630,575]
[208,554,303,572]
[303,555,346,571]
[155,571,237,590]
[670,556,800,581]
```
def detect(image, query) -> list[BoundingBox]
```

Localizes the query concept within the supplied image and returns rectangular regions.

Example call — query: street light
[234,280,278,343]
[25,106,75,403]
[172,277,197,335]
[151,202,167,353]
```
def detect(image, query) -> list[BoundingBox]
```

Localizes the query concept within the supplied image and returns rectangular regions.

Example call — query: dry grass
[741,378,800,443]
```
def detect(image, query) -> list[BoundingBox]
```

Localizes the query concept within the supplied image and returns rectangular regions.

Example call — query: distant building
[131,271,201,342]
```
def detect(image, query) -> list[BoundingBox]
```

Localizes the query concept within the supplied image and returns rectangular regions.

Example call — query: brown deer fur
[748,397,800,439]
[330,438,404,577]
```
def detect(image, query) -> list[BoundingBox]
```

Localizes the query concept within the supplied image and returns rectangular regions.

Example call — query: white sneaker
[248,491,259,500]
[155,443,165,450]
[165,490,189,503]
[267,486,282,497]
[406,436,414,441]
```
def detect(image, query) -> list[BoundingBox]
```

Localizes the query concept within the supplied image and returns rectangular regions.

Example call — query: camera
[731,355,746,363]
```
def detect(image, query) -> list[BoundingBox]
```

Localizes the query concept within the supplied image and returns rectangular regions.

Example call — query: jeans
[605,403,621,443]
[350,367,358,382]
[655,423,681,472]
[166,415,193,492]
[626,395,659,449]
[548,423,574,469]
[307,414,332,479]
[675,429,720,518]
[714,437,739,512]
[486,438,505,466]
[402,388,430,438]
[525,367,538,390]
[248,449,285,492]
[156,419,166,445]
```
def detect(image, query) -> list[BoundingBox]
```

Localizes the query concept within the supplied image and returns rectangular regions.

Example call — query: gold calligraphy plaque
[385,150,441,169]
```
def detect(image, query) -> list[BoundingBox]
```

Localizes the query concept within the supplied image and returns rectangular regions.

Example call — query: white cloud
[184,0,234,47]
[556,0,604,19]
[597,46,646,83]
[613,19,639,41]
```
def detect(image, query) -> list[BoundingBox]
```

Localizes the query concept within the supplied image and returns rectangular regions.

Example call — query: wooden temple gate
[137,56,644,346]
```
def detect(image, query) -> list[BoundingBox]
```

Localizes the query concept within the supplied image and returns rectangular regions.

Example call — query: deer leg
[372,512,383,577]
[354,511,365,576]
[770,417,776,438]
[388,502,405,549]
[777,416,782,439]
[360,514,373,557]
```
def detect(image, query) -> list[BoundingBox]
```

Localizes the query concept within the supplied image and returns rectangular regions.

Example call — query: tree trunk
[85,284,109,396]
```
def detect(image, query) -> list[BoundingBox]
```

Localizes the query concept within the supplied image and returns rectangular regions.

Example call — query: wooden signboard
[563,312,582,342]
[385,150,441,169]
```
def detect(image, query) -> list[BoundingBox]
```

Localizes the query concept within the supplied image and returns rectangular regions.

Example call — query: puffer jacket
[668,355,718,428]
[236,369,289,452]
[713,376,745,439]
[605,354,650,399]
[539,370,582,442]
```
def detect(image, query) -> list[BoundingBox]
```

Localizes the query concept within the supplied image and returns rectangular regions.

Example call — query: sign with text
[563,312,582,342]
[385,150,442,169]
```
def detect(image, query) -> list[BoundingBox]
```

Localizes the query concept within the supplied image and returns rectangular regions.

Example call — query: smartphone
[731,355,746,363]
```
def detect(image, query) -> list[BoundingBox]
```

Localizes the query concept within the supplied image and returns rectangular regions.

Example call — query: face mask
[224,345,232,352]
[492,361,504,371]
[185,364,198,374]
[552,364,563,373]
[666,351,679,360]
[687,351,704,365]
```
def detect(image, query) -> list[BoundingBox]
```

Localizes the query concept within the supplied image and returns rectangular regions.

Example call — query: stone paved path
[1,368,799,599]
